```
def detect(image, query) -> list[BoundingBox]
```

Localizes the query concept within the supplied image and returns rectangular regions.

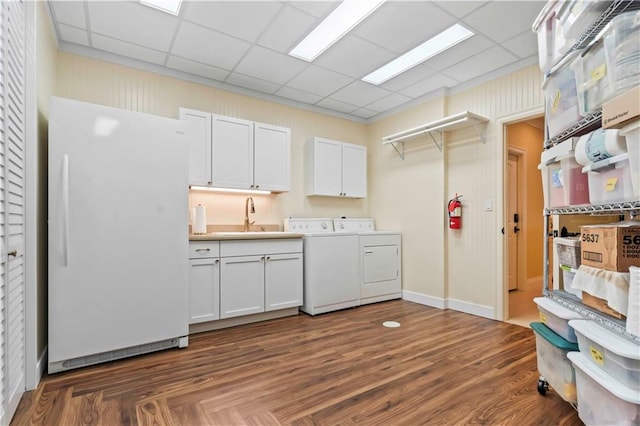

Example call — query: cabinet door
[179,108,212,186]
[220,256,265,318]
[212,115,254,189]
[265,253,303,311]
[341,142,367,198]
[254,123,290,192]
[189,258,220,324]
[307,138,342,196]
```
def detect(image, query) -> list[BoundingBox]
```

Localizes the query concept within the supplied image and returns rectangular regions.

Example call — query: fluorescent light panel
[289,0,386,62]
[139,0,182,16]
[190,186,271,195]
[362,24,474,85]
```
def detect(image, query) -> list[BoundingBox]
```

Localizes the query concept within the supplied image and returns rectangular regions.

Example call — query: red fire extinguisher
[448,193,463,229]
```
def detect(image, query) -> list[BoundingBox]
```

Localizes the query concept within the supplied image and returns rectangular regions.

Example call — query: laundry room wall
[53,52,369,228]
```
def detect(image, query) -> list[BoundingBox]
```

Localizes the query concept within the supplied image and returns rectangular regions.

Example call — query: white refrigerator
[48,97,190,373]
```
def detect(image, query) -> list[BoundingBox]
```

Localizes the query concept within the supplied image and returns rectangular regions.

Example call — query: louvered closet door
[0,0,25,422]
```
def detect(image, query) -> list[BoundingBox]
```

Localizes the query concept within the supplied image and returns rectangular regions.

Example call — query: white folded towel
[572,265,630,316]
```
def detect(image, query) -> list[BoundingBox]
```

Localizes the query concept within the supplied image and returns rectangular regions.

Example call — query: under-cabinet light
[362,24,474,85]
[289,0,386,62]
[139,0,182,16]
[190,186,272,195]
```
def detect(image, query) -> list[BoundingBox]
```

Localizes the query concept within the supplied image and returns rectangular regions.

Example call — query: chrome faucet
[243,196,255,232]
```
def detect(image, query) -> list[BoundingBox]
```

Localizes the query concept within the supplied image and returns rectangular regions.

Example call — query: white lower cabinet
[188,242,221,324]
[219,239,303,320]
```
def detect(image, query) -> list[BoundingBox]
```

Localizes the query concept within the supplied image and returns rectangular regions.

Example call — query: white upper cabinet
[179,108,291,192]
[179,108,212,186]
[305,137,367,198]
[254,122,291,192]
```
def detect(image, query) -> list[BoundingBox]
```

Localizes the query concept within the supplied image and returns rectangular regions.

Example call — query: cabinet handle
[250,184,254,188]
[8,250,17,257]
[255,184,260,189]
[266,256,271,261]
[364,250,374,255]
[207,181,212,185]
[215,259,219,264]
[195,248,211,252]
[261,256,265,261]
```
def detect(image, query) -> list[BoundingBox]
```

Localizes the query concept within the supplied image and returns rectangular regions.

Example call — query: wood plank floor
[12,300,583,425]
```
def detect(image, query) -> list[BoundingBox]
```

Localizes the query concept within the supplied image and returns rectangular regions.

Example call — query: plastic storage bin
[561,266,581,298]
[539,159,565,207]
[569,319,640,390]
[560,152,590,205]
[533,1,563,73]
[568,351,640,426]
[583,153,637,203]
[544,65,583,139]
[571,39,614,115]
[554,237,581,268]
[619,118,640,197]
[559,0,610,42]
[534,297,583,342]
[602,10,640,96]
[628,266,640,337]
[530,322,579,403]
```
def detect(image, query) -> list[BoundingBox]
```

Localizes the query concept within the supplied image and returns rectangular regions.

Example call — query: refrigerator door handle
[62,154,69,267]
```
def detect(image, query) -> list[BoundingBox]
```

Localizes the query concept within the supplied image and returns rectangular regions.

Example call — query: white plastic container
[602,10,640,95]
[534,297,583,343]
[539,160,565,207]
[571,39,614,115]
[544,65,583,139]
[533,1,562,73]
[628,266,640,337]
[583,153,637,203]
[569,319,640,391]
[554,237,581,269]
[619,118,640,197]
[560,152,590,205]
[531,322,578,403]
[561,266,581,298]
[568,351,640,426]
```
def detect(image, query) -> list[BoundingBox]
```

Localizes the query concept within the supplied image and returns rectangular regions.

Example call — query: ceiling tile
[399,73,459,98]
[88,2,178,51]
[315,98,359,114]
[329,81,391,107]
[91,34,166,65]
[288,1,338,18]
[433,1,488,18]
[50,1,86,29]
[258,6,317,54]
[365,93,414,112]
[166,56,229,81]
[502,31,538,58]
[380,65,435,92]
[286,65,353,97]
[226,73,280,94]
[425,34,494,71]
[171,22,250,70]
[462,1,545,43]
[315,35,396,79]
[234,46,308,85]
[58,24,89,46]
[353,2,456,54]
[351,108,379,119]
[442,46,518,82]
[275,87,323,104]
[182,1,282,43]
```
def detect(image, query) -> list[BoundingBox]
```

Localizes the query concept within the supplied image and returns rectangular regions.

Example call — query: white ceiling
[47,0,545,122]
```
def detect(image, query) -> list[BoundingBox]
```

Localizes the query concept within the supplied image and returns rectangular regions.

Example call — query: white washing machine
[333,218,402,305]
[284,218,360,315]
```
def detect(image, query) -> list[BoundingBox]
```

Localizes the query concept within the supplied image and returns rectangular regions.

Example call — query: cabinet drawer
[220,239,302,257]
[189,241,220,258]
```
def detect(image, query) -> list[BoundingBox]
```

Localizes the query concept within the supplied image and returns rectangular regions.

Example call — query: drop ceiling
[47,1,545,123]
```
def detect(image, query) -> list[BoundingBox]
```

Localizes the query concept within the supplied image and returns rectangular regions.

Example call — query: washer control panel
[333,218,375,232]
[284,218,334,233]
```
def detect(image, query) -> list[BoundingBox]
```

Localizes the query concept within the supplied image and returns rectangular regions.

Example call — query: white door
[311,138,341,196]
[220,256,264,318]
[212,115,253,189]
[507,154,519,291]
[254,123,290,192]
[179,108,212,186]
[0,0,26,421]
[265,253,302,311]
[341,143,367,198]
[189,258,220,324]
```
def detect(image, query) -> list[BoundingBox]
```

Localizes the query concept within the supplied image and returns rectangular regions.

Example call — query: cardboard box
[580,223,640,272]
[582,292,625,319]
[602,85,640,129]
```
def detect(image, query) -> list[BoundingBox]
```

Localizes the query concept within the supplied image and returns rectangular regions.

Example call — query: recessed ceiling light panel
[363,24,474,85]
[140,0,183,16]
[289,0,386,62]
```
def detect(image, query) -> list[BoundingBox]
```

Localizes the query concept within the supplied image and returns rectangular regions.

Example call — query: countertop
[190,232,304,241]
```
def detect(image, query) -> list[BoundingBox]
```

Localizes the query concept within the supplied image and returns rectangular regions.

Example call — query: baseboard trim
[26,346,47,391]
[402,290,447,309]
[402,291,496,320]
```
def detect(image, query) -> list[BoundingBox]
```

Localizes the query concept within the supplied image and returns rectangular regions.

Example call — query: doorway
[505,117,545,327]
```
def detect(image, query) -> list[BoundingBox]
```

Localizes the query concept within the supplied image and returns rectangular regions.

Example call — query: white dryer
[284,218,360,315]
[333,218,402,305]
